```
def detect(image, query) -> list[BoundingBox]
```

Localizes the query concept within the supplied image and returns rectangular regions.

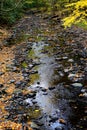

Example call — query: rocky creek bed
[0,12,87,130]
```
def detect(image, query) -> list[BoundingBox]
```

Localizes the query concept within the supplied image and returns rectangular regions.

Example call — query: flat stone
[12,67,18,72]
[83,92,87,97]
[71,83,83,87]
[16,81,22,86]
[28,64,34,68]
[68,59,74,62]
[31,122,39,129]
[43,92,48,95]
[62,57,68,60]
[9,79,15,83]
[55,57,62,61]
[81,89,86,93]
[58,71,64,77]
[68,74,76,78]
[64,69,69,73]
[23,73,28,77]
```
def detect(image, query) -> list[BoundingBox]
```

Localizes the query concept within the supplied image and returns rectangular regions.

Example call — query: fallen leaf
[58,118,66,124]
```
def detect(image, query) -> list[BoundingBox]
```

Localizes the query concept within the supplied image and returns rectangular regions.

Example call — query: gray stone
[68,74,76,78]
[81,89,86,93]
[64,69,69,73]
[58,71,64,77]
[83,92,87,97]
[71,83,83,87]
[31,122,39,129]
[62,57,68,60]
[68,59,74,62]
[10,79,15,83]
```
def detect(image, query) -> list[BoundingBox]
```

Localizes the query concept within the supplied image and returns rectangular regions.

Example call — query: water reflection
[28,41,73,129]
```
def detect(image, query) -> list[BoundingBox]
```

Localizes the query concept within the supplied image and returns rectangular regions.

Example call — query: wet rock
[41,88,47,92]
[9,79,15,83]
[24,69,30,74]
[12,66,18,72]
[64,69,69,73]
[28,64,34,68]
[83,92,87,97]
[68,74,76,78]
[62,57,68,60]
[71,83,83,87]
[23,73,28,77]
[81,89,86,93]
[15,81,22,87]
[49,86,55,90]
[14,89,23,94]
[6,64,12,69]
[0,89,7,95]
[49,116,58,122]
[68,59,74,62]
[25,98,33,106]
[26,92,36,98]
[55,57,62,61]
[31,70,38,74]
[43,92,48,95]
[30,122,39,129]
[0,84,4,88]
[32,100,37,104]
[55,127,63,130]
[37,82,40,85]
[58,71,64,77]
[25,77,30,82]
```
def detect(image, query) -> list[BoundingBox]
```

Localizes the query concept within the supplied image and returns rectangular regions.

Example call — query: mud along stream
[0,12,87,130]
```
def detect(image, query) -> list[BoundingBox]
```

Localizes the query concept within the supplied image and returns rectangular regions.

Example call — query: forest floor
[0,11,87,130]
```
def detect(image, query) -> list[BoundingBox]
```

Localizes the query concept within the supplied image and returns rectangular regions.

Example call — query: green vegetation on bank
[0,0,87,29]
[0,0,46,25]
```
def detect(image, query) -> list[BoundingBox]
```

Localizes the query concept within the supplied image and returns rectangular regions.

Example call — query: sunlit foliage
[63,0,87,27]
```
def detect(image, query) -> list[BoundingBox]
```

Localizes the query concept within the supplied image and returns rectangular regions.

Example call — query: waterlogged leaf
[59,118,66,124]
[35,109,40,112]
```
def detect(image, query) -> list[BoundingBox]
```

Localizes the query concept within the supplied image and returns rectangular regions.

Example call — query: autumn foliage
[63,0,87,27]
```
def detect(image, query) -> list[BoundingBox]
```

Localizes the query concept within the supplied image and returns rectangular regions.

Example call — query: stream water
[24,37,86,130]
[1,13,87,130]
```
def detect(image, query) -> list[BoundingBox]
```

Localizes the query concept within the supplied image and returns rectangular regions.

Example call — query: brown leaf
[58,118,66,124]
